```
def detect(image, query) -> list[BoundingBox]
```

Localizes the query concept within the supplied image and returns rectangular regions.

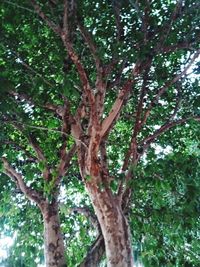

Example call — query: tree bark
[41,202,66,267]
[87,184,134,267]
[78,234,105,267]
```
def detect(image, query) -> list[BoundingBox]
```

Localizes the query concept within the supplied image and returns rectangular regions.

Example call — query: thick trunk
[87,185,133,267]
[42,202,66,267]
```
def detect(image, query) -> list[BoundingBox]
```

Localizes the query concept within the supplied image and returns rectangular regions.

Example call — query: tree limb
[141,50,200,126]
[70,206,98,230]
[77,20,101,72]
[31,0,61,35]
[78,234,105,267]
[27,133,51,180]
[62,1,97,124]
[139,116,200,152]
[2,157,44,205]
[101,79,133,138]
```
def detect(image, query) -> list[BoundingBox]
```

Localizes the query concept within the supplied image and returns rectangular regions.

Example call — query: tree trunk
[87,184,134,267]
[41,202,66,267]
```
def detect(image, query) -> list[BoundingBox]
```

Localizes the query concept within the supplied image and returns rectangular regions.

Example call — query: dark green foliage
[0,0,199,266]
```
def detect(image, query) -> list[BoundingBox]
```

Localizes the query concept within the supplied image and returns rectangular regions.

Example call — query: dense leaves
[0,0,199,266]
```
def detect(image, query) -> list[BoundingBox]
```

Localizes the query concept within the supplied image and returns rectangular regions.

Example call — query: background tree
[0,0,200,266]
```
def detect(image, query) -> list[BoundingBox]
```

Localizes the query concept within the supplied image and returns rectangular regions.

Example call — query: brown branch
[62,1,97,124]
[141,2,151,44]
[78,21,101,71]
[1,44,53,87]
[132,62,152,138]
[70,206,98,230]
[100,62,143,138]
[8,91,35,106]
[107,58,128,89]
[162,41,196,54]
[141,50,200,126]
[139,116,200,151]
[27,133,51,180]
[100,79,133,138]
[31,0,61,35]
[112,0,124,41]
[156,0,183,50]
[56,144,76,183]
[3,140,37,162]
[78,234,105,267]
[167,82,182,122]
[122,136,138,174]
[2,157,44,205]
[122,60,153,172]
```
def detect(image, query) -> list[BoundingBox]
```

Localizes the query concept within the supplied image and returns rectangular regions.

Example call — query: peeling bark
[87,185,133,267]
[42,202,66,267]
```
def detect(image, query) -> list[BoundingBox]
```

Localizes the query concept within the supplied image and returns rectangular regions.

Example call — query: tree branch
[139,116,200,151]
[112,0,124,41]
[3,140,37,162]
[101,79,133,138]
[2,157,44,205]
[70,206,98,230]
[78,234,105,267]
[62,1,97,125]
[141,50,200,126]
[156,0,183,50]
[56,144,76,183]
[27,133,51,180]
[31,0,61,35]
[77,20,101,72]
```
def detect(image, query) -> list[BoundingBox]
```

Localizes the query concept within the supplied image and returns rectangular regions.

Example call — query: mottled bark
[87,184,133,267]
[42,202,66,267]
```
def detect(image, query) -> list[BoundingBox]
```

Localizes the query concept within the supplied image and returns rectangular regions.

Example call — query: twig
[3,0,36,13]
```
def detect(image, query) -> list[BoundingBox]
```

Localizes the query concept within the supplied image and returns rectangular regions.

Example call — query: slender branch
[167,82,182,122]
[9,120,87,148]
[141,50,200,126]
[56,144,76,181]
[31,0,61,35]
[129,0,143,21]
[78,21,101,71]
[62,1,96,124]
[78,234,105,267]
[3,0,35,13]
[70,206,98,229]
[107,58,128,89]
[27,133,51,180]
[2,157,44,205]
[27,133,46,162]
[3,140,37,162]
[156,0,183,50]
[133,62,152,138]
[8,91,35,106]
[140,116,200,151]
[141,2,151,44]
[0,44,53,87]
[162,41,196,54]
[100,62,143,138]
[112,0,124,41]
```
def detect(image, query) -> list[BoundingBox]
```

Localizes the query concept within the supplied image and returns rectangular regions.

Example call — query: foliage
[0,0,199,266]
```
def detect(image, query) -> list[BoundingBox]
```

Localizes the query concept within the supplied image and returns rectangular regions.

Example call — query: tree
[0,0,200,266]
